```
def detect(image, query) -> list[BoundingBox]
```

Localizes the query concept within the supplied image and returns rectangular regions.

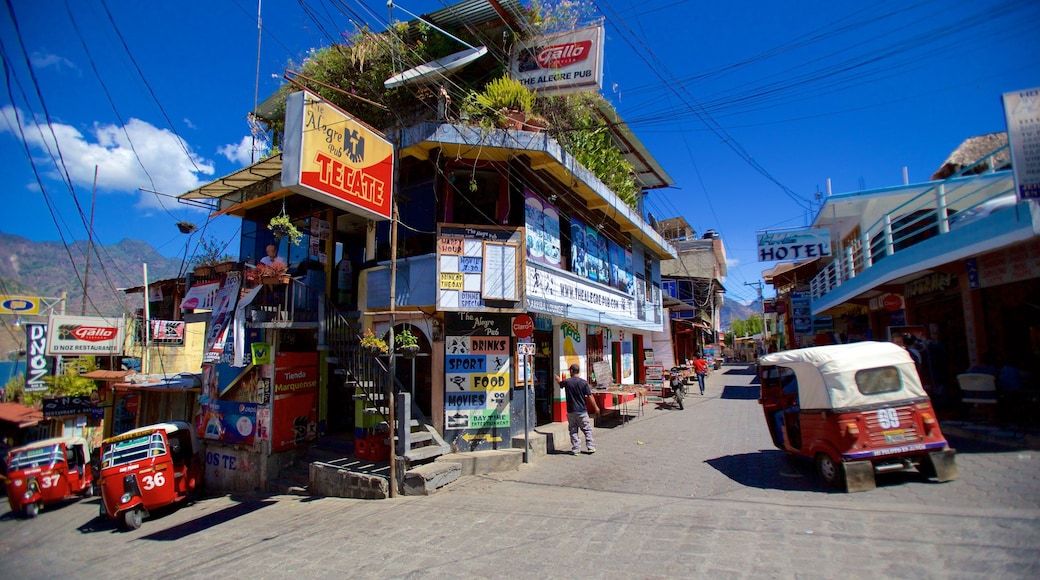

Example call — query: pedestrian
[693,354,708,395]
[557,363,597,455]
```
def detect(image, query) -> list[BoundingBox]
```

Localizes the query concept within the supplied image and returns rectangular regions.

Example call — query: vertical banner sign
[25,323,52,393]
[1003,87,1040,201]
[444,313,512,441]
[281,90,395,221]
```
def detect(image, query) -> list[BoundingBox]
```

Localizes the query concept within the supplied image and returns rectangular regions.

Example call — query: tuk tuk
[759,341,958,492]
[98,421,201,530]
[4,437,95,518]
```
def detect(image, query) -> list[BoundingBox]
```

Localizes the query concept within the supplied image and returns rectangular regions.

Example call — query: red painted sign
[512,314,534,339]
[883,294,904,311]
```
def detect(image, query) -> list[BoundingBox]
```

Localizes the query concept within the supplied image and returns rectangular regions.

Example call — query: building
[657,217,728,366]
[174,0,678,493]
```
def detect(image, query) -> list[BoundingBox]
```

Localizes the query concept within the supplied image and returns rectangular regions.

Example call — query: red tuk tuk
[759,342,958,492]
[98,421,201,530]
[4,436,95,518]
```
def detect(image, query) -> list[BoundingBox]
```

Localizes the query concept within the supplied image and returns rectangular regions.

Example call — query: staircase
[324,302,450,468]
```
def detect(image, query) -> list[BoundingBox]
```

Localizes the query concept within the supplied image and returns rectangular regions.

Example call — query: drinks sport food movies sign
[282,90,394,221]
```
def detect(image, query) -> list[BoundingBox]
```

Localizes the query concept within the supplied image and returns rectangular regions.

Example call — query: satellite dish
[384,46,488,89]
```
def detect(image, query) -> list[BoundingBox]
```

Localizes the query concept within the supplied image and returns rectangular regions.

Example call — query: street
[2,364,1038,579]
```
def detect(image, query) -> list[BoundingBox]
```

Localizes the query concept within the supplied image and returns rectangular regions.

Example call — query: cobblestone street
[3,364,1038,579]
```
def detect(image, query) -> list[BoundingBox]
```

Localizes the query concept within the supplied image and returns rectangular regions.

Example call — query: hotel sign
[282,90,394,221]
[757,229,831,262]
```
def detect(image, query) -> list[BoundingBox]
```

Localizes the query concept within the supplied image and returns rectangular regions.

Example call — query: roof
[0,402,44,428]
[760,341,927,410]
[103,421,191,443]
[81,370,133,382]
[931,132,1010,180]
[593,100,674,191]
[180,153,284,201]
[8,436,87,452]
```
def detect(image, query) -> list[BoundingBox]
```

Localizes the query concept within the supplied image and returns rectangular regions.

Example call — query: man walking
[693,354,708,395]
[557,363,597,455]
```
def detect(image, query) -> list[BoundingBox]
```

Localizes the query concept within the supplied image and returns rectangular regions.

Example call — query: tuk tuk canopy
[759,341,928,411]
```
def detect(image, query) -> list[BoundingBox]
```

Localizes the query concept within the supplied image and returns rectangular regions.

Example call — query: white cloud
[0,105,215,211]
[218,135,268,166]
[184,117,197,130]
[30,50,77,74]
[726,257,741,268]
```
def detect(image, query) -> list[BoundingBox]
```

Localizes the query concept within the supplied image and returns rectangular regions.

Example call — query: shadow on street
[720,385,760,400]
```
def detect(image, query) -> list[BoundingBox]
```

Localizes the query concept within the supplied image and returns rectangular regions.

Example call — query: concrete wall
[202,442,262,493]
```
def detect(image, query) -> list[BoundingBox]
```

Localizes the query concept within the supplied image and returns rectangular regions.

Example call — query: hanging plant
[361,329,389,355]
[268,213,303,245]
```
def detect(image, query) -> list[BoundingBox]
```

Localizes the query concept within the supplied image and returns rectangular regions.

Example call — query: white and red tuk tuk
[98,421,201,530]
[759,341,958,492]
[4,436,95,518]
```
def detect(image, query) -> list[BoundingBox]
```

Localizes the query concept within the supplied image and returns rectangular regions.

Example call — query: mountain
[0,232,184,356]
[720,298,760,331]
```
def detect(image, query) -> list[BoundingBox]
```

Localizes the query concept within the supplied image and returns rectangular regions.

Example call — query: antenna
[383,1,488,89]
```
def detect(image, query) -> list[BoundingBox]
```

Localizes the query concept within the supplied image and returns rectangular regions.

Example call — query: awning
[82,370,132,382]
[0,402,44,428]
[114,373,202,392]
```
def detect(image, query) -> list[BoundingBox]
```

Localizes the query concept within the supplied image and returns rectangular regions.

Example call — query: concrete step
[402,462,461,496]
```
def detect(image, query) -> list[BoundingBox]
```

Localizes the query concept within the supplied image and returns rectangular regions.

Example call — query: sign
[281,90,394,221]
[510,25,604,96]
[461,433,502,443]
[437,224,525,312]
[757,229,832,262]
[46,314,125,355]
[512,314,534,338]
[42,396,94,418]
[440,272,464,290]
[150,320,185,341]
[251,342,271,365]
[0,295,39,314]
[517,342,535,356]
[24,323,52,393]
[1003,87,1040,201]
[181,281,218,311]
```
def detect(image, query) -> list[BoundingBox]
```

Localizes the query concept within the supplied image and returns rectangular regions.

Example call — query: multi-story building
[175,0,677,493]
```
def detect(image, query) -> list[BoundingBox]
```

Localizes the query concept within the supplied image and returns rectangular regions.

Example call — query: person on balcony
[260,244,286,267]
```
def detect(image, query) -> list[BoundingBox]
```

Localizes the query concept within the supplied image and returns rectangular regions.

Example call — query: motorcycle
[668,369,686,410]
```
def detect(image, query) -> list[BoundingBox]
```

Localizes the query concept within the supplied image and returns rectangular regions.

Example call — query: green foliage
[730,315,763,338]
[192,236,234,267]
[474,76,534,114]
[361,328,389,354]
[395,328,419,349]
[535,93,640,206]
[268,214,303,246]
[529,0,599,34]
[5,356,97,406]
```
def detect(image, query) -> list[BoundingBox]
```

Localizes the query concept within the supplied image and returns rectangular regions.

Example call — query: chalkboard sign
[592,360,614,388]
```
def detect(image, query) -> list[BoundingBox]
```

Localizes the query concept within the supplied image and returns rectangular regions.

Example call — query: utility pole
[744,281,767,350]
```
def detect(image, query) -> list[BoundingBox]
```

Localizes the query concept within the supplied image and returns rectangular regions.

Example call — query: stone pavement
[2,363,1038,579]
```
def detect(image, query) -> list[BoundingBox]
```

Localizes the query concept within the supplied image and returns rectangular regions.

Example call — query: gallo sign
[512,314,534,339]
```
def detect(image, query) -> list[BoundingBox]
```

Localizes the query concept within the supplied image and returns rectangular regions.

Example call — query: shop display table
[591,386,647,426]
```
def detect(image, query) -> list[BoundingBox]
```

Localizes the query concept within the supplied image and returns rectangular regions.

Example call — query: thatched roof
[931,132,1010,180]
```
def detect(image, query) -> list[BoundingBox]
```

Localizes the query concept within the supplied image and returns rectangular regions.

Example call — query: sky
[1,0,1037,305]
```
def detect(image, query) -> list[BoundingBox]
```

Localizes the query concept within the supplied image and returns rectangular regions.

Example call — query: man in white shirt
[260,244,286,267]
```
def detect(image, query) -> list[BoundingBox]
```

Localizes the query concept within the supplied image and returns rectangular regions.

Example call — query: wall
[202,442,262,493]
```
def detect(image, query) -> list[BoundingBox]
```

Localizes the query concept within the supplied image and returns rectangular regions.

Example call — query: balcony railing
[810,145,1015,302]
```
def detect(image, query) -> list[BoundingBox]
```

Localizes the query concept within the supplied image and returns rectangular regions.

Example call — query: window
[101,432,165,469]
[855,367,903,395]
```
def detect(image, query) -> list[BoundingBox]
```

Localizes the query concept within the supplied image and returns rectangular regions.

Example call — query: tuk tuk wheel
[122,508,143,531]
[24,502,40,519]
[815,453,844,488]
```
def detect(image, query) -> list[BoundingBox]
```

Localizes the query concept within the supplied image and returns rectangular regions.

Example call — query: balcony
[809,151,1035,313]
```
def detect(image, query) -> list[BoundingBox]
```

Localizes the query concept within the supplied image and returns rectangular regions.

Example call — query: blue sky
[1,0,1037,304]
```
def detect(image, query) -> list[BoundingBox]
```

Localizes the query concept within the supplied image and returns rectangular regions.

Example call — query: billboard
[757,228,831,262]
[1002,87,1040,201]
[281,90,395,221]
[46,314,125,355]
[510,25,604,95]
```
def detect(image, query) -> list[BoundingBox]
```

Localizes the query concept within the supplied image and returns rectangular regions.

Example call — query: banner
[24,323,52,393]
[46,314,125,355]
[150,320,185,341]
[271,352,319,452]
[203,273,242,363]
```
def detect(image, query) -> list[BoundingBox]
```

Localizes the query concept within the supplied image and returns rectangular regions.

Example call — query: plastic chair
[957,373,997,423]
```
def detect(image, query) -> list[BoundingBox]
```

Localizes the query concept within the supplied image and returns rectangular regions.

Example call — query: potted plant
[395,328,420,358]
[360,329,388,356]
[269,213,303,246]
[255,261,290,285]
[192,236,235,278]
[464,75,535,130]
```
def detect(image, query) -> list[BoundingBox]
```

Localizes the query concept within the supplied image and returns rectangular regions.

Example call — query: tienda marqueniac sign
[46,314,125,355]
[281,90,395,221]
